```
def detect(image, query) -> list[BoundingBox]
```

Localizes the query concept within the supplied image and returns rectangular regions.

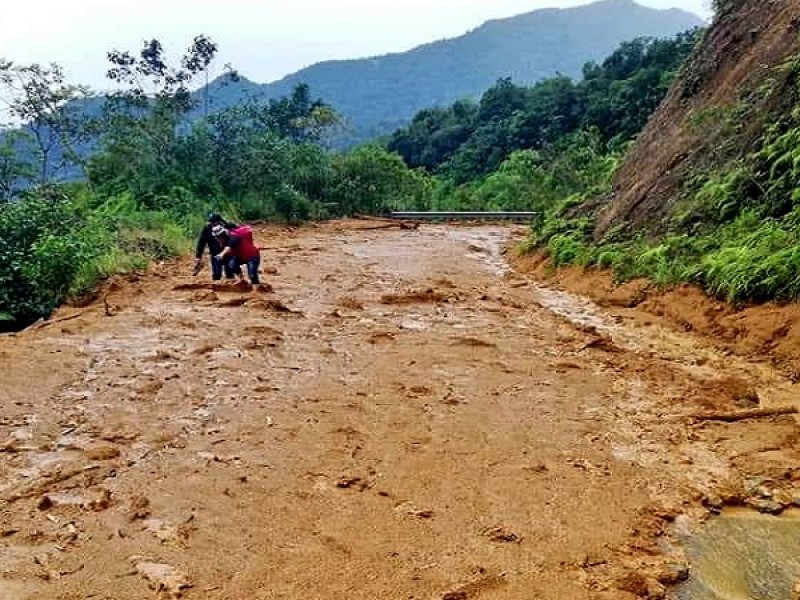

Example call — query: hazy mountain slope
[203,0,703,143]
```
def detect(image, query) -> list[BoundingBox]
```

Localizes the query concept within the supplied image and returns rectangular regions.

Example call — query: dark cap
[207,212,223,224]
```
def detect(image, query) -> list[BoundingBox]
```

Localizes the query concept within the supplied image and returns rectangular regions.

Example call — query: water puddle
[677,509,800,600]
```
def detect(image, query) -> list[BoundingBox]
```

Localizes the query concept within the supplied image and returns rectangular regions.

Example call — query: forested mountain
[387,31,700,183]
[199,0,703,143]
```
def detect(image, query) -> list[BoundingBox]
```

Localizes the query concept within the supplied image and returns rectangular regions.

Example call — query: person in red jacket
[212,224,261,285]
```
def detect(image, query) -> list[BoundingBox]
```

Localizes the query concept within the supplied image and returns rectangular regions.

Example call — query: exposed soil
[1,222,799,600]
[516,253,800,381]
[593,0,800,238]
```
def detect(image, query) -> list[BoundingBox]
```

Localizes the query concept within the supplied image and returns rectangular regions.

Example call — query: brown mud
[1,221,799,600]
[515,253,800,381]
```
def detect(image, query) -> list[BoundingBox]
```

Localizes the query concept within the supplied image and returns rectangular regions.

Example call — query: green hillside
[201,0,703,144]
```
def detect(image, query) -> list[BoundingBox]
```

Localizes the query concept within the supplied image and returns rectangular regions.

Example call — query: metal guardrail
[389,211,538,221]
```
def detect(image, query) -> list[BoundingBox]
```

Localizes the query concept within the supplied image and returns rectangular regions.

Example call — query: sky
[0,0,712,91]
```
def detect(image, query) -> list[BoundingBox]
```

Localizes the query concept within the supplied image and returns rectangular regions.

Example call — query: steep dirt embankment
[594,0,800,237]
[516,252,800,380]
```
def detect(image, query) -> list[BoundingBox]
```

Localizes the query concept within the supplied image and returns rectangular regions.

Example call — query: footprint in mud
[450,337,497,348]
[337,296,364,310]
[380,289,450,305]
[368,331,396,344]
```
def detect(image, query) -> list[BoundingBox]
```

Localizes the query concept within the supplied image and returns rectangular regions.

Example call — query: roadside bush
[702,221,800,302]
[0,196,96,328]
[0,189,196,328]
[547,232,591,266]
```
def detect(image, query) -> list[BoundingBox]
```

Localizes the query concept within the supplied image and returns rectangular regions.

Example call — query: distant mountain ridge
[199,0,703,144]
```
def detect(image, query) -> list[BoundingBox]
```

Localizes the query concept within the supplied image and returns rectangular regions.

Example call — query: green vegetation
[387,30,697,220]
[530,51,800,304]
[14,22,785,331]
[0,38,432,330]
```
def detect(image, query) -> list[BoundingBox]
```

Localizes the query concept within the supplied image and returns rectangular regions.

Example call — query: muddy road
[1,222,799,600]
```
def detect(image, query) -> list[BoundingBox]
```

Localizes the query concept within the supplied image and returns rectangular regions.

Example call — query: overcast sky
[1,0,711,90]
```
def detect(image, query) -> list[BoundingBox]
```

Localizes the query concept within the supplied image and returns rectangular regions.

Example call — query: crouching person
[212,224,261,285]
[195,213,238,280]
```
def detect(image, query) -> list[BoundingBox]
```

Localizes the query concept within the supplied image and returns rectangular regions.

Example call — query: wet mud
[1,221,799,599]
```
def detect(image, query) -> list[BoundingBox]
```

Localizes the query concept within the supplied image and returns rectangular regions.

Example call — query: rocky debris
[701,491,724,512]
[192,290,219,302]
[255,283,274,294]
[580,553,608,568]
[248,299,302,315]
[37,488,112,512]
[483,525,521,543]
[442,389,466,406]
[127,495,151,521]
[338,296,364,310]
[745,496,786,515]
[580,333,623,353]
[616,571,666,599]
[82,442,121,461]
[692,406,798,422]
[554,361,582,371]
[143,518,182,544]
[407,385,432,397]
[172,283,212,292]
[336,476,370,491]
[131,557,192,598]
[217,297,250,308]
[190,343,218,356]
[736,478,798,514]
[380,288,449,305]
[523,463,549,475]
[451,337,496,348]
[368,332,396,344]
[441,570,507,599]
[653,562,690,585]
[395,502,434,519]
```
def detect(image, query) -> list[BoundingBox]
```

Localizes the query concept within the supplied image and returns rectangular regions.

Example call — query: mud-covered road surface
[2,222,800,600]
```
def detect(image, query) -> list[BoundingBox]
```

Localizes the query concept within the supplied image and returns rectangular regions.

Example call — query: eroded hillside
[595,0,800,237]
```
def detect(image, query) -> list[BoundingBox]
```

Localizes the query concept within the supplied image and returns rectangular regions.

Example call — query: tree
[0,59,90,184]
[330,146,431,216]
[0,131,34,200]
[90,36,219,204]
[254,84,340,143]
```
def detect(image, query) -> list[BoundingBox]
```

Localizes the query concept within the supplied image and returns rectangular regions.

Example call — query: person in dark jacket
[194,213,238,280]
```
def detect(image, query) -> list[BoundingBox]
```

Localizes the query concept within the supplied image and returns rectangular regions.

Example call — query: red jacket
[227,226,260,261]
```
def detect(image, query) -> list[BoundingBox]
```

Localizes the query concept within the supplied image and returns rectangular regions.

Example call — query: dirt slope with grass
[1,222,800,599]
[594,0,800,238]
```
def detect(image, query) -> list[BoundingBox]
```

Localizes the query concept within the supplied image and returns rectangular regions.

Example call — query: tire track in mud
[0,222,798,600]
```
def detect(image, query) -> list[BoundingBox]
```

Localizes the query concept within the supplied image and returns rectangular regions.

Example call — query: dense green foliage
[385,30,698,224]
[530,52,800,304]
[389,31,699,182]
[200,0,701,146]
